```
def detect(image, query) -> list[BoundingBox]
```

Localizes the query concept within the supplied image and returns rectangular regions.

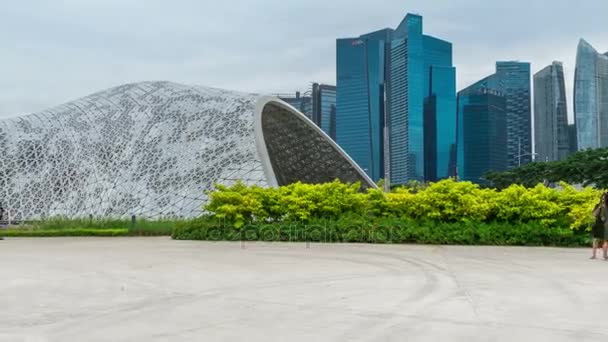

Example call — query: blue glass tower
[336,13,456,184]
[423,41,457,181]
[457,82,508,183]
[457,62,531,169]
[336,30,390,182]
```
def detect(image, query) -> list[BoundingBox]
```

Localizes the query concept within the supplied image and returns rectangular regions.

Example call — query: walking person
[591,193,608,260]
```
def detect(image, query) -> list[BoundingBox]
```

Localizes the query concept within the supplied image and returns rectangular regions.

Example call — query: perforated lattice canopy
[261,103,372,188]
[0,82,374,220]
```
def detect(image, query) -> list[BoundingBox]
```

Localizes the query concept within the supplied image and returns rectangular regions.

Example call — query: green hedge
[172,216,589,247]
[205,179,601,230]
[0,228,129,237]
[170,179,601,246]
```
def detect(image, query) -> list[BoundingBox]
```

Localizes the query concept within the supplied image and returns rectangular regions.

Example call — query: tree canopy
[484,148,608,189]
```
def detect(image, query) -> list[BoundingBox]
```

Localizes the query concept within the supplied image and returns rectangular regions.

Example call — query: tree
[484,148,608,189]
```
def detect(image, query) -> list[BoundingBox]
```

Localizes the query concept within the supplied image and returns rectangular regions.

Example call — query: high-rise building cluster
[280,13,607,185]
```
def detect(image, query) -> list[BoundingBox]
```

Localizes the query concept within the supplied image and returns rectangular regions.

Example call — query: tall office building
[390,15,457,183]
[457,83,508,184]
[574,39,608,150]
[336,13,456,184]
[495,62,532,168]
[458,62,531,169]
[534,62,570,162]
[312,83,337,140]
[336,30,390,181]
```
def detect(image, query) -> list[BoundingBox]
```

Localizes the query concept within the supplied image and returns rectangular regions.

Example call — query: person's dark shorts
[592,220,607,240]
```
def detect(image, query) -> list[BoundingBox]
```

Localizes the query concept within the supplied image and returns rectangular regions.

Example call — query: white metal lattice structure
[0,81,374,219]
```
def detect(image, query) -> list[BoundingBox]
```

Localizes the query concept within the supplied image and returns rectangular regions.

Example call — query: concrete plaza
[1,238,606,341]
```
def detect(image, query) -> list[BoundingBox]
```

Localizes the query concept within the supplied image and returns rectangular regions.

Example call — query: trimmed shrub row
[170,179,601,246]
[205,179,601,230]
[172,216,589,247]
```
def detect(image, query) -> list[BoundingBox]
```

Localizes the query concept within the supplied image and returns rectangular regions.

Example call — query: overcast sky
[1,0,606,120]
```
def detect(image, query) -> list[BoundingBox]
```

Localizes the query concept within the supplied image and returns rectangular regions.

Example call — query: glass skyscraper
[336,30,389,182]
[460,62,531,169]
[336,13,456,184]
[457,82,508,184]
[495,62,532,168]
[574,39,608,150]
[312,83,337,140]
[534,62,570,162]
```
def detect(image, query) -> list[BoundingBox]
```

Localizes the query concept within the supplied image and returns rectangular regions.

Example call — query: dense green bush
[203,179,601,229]
[171,179,600,246]
[206,181,366,226]
[172,215,588,247]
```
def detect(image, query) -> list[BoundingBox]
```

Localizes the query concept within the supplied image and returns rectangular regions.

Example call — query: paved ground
[1,238,607,342]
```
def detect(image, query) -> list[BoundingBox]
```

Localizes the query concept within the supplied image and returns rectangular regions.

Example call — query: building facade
[574,39,608,150]
[495,62,532,168]
[336,31,389,182]
[0,82,374,220]
[457,83,508,184]
[312,83,337,140]
[460,62,531,169]
[534,62,571,162]
[336,13,456,184]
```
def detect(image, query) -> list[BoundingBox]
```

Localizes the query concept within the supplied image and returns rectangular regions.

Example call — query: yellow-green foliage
[205,182,268,227]
[493,184,562,225]
[560,183,602,229]
[385,180,496,222]
[206,180,366,225]
[205,179,603,229]
[276,181,367,221]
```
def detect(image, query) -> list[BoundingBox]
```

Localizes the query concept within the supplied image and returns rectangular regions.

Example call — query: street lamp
[517,137,538,167]
[518,152,539,167]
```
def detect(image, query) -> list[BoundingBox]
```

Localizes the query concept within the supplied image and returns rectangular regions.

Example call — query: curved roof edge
[253,96,377,189]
